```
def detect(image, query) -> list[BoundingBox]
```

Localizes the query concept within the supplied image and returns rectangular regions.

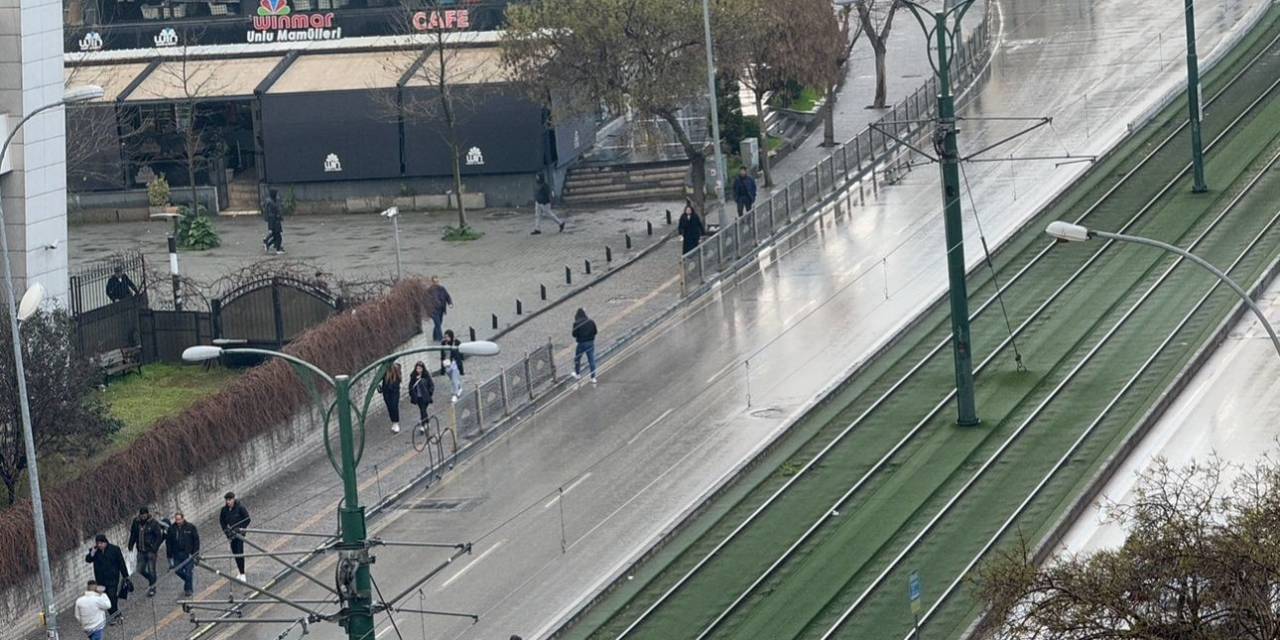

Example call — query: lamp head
[381,206,399,218]
[458,341,500,357]
[62,85,105,104]
[17,283,45,321]
[1046,221,1092,243]
[182,345,224,362]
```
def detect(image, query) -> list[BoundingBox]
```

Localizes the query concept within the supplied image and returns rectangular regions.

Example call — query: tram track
[563,9,1280,640]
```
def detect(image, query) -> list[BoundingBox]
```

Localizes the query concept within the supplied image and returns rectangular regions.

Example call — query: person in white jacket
[75,580,111,640]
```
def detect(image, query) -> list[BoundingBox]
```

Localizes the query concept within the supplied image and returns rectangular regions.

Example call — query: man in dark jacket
[218,492,251,582]
[677,203,704,255]
[429,275,453,342]
[732,167,757,217]
[570,308,599,384]
[105,266,139,302]
[126,507,164,597]
[164,511,200,597]
[531,173,565,235]
[85,534,129,622]
[262,189,284,255]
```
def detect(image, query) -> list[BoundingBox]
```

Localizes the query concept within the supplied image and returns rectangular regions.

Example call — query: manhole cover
[750,407,786,419]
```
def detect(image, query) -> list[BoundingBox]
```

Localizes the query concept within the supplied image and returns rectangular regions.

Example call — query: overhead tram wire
[960,159,1026,372]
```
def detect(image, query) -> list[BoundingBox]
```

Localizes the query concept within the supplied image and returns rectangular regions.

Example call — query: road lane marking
[627,408,674,445]
[439,539,507,590]
[545,473,593,509]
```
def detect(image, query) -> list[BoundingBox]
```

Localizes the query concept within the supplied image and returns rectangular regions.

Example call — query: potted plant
[147,175,179,215]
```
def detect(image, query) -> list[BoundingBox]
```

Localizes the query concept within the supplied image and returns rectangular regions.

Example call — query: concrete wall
[68,186,220,223]
[274,172,537,212]
[0,0,69,304]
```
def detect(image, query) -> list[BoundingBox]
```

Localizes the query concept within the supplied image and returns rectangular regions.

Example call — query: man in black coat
[733,167,758,216]
[164,511,200,597]
[126,507,165,597]
[262,189,284,254]
[105,266,139,302]
[85,534,129,622]
[219,492,251,581]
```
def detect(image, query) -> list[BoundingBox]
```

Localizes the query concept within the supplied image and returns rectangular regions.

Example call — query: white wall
[0,0,69,305]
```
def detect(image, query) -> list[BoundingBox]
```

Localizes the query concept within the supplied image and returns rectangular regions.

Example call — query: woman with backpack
[379,362,403,433]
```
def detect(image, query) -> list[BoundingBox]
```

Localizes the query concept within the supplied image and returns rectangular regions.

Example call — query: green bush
[147,175,171,207]
[178,205,221,250]
[284,187,298,217]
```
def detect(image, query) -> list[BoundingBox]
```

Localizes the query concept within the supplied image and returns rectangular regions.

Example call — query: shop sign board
[248,0,342,43]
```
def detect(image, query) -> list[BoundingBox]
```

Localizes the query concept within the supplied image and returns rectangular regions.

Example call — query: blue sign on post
[909,570,922,616]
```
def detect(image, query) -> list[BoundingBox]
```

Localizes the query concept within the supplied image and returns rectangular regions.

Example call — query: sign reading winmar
[248,0,342,43]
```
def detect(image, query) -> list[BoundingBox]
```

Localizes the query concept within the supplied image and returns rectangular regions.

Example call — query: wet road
[218,1,1271,638]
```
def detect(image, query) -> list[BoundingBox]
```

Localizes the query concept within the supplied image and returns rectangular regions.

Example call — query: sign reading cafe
[248,0,342,43]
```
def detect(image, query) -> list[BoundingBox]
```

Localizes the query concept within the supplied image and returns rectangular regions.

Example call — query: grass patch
[101,363,237,452]
[773,86,821,113]
[443,225,484,242]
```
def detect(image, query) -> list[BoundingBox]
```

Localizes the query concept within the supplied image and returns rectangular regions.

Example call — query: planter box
[148,205,180,216]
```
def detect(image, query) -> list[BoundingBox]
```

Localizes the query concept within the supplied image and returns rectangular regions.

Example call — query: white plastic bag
[124,549,136,576]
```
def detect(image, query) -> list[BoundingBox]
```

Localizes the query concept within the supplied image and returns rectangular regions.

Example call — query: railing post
[474,382,485,434]
[523,350,534,400]
[499,369,510,415]
[546,338,556,381]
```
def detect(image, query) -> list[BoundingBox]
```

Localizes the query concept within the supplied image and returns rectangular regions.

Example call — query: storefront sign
[154,28,179,47]
[248,0,342,43]
[465,146,484,166]
[411,9,470,31]
[324,153,343,173]
[78,31,104,51]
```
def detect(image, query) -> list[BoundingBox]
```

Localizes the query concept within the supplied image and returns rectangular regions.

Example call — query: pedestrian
[84,534,129,623]
[531,173,565,235]
[428,276,452,342]
[408,361,435,429]
[380,362,403,434]
[75,580,111,640]
[126,507,164,597]
[677,202,704,255]
[105,266,139,303]
[164,511,200,597]
[262,189,284,255]
[441,330,464,402]
[733,167,757,217]
[570,308,598,384]
[218,492,251,583]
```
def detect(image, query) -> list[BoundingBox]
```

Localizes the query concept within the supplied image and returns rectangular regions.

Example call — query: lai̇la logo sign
[249,0,342,43]
[78,31,104,51]
[324,153,343,173]
[154,28,179,47]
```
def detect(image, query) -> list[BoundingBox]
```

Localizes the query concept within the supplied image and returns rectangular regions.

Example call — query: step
[564,179,686,196]
[563,186,684,204]
[565,168,686,188]
[220,209,261,218]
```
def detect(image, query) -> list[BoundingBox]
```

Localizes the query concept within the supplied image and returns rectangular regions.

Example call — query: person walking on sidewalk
[85,534,129,623]
[677,202,704,255]
[441,330,464,402]
[75,581,111,640]
[219,492,251,583]
[531,174,565,235]
[262,189,285,255]
[733,167,757,217]
[380,362,403,434]
[570,308,598,384]
[126,507,164,597]
[164,511,200,597]
[408,361,435,429]
[429,276,453,342]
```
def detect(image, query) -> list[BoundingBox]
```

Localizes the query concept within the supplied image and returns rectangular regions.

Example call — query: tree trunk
[187,140,199,218]
[872,44,888,109]
[755,92,772,188]
[442,94,467,230]
[689,151,707,217]
[822,85,836,147]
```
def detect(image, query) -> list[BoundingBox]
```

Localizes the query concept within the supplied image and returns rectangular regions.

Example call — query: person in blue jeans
[164,511,200,597]
[570,308,598,384]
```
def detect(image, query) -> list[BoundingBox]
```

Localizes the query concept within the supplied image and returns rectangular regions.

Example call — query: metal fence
[680,7,994,294]
[448,341,557,439]
[69,250,148,316]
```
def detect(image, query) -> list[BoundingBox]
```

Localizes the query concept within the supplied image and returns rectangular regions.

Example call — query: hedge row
[0,277,436,586]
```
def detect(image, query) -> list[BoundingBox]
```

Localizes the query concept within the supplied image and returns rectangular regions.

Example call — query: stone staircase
[224,176,261,216]
[560,161,688,206]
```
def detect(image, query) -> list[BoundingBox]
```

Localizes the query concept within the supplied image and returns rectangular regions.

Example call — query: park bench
[93,346,142,385]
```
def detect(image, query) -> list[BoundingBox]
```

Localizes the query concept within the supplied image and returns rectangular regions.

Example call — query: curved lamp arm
[220,348,338,387]
[1,102,67,169]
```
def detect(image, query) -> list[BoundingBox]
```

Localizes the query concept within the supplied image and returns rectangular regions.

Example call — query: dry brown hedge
[0,277,436,587]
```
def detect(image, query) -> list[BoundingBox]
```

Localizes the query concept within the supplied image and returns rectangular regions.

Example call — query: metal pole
[168,235,182,311]
[1095,230,1280,358]
[934,9,980,426]
[0,105,63,640]
[392,214,403,281]
[701,0,727,227]
[1185,0,1209,193]
[334,375,374,639]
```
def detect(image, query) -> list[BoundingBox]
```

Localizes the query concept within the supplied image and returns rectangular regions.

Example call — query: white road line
[706,360,740,385]
[438,539,506,590]
[545,472,593,509]
[627,408,674,445]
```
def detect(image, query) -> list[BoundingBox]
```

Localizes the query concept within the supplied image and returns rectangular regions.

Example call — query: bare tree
[823,6,865,146]
[63,66,151,190]
[148,40,226,216]
[975,456,1280,640]
[855,0,903,109]
[380,0,487,232]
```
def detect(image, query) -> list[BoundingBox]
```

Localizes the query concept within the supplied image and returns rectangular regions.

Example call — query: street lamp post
[182,340,499,639]
[0,84,105,640]
[381,206,402,281]
[1185,0,1209,193]
[1046,221,1280,358]
[902,0,980,426]
[700,0,727,227]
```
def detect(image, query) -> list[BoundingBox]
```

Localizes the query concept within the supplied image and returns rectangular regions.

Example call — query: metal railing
[69,249,148,316]
[447,340,557,438]
[680,6,994,294]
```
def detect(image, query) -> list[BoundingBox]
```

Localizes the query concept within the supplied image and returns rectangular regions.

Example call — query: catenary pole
[701,0,727,226]
[333,374,375,639]
[1185,0,1208,193]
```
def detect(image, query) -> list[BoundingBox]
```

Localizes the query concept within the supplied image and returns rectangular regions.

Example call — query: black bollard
[516,299,523,315]
[606,246,613,263]
[540,284,547,300]
[625,234,633,249]
[469,327,476,341]
[565,266,572,285]
[492,314,498,330]
[585,259,592,275]
[647,220,654,236]
[666,209,672,224]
